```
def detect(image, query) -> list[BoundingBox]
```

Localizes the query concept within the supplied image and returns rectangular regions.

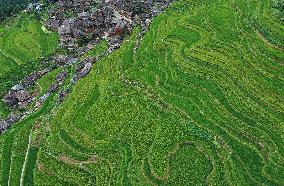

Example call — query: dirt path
[256,31,283,51]
[20,131,32,186]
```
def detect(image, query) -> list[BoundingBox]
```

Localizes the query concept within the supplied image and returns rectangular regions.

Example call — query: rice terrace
[0,0,283,185]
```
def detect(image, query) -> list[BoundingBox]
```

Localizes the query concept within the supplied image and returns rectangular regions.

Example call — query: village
[0,0,174,132]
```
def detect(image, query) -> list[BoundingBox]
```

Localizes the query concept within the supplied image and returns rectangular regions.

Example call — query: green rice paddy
[0,0,283,185]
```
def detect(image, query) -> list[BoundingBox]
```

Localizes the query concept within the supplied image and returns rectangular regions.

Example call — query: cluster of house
[3,69,51,108]
[46,0,174,51]
[0,0,174,133]
[26,2,44,13]
[0,113,21,132]
[46,0,175,83]
[0,67,69,133]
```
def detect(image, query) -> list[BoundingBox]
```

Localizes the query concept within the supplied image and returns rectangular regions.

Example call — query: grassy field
[0,13,58,117]
[0,0,284,185]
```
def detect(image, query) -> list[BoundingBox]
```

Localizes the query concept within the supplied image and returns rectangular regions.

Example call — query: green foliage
[23,147,39,186]
[0,101,9,118]
[0,130,17,185]
[37,67,63,96]
[1,0,284,185]
[0,0,30,21]
[80,40,109,60]
[0,13,58,116]
[0,93,57,185]
[271,0,284,21]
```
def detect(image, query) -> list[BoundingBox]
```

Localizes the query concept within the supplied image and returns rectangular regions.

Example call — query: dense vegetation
[0,0,283,185]
[271,0,284,21]
[0,0,33,21]
[0,13,58,117]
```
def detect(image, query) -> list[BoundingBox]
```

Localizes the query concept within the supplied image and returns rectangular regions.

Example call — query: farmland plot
[0,0,283,185]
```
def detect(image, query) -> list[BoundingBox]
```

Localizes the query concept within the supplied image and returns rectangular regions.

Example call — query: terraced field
[0,13,58,117]
[0,95,56,186]
[0,0,284,185]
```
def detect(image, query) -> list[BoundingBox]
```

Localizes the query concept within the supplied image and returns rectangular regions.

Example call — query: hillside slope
[0,0,284,185]
[0,14,58,117]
